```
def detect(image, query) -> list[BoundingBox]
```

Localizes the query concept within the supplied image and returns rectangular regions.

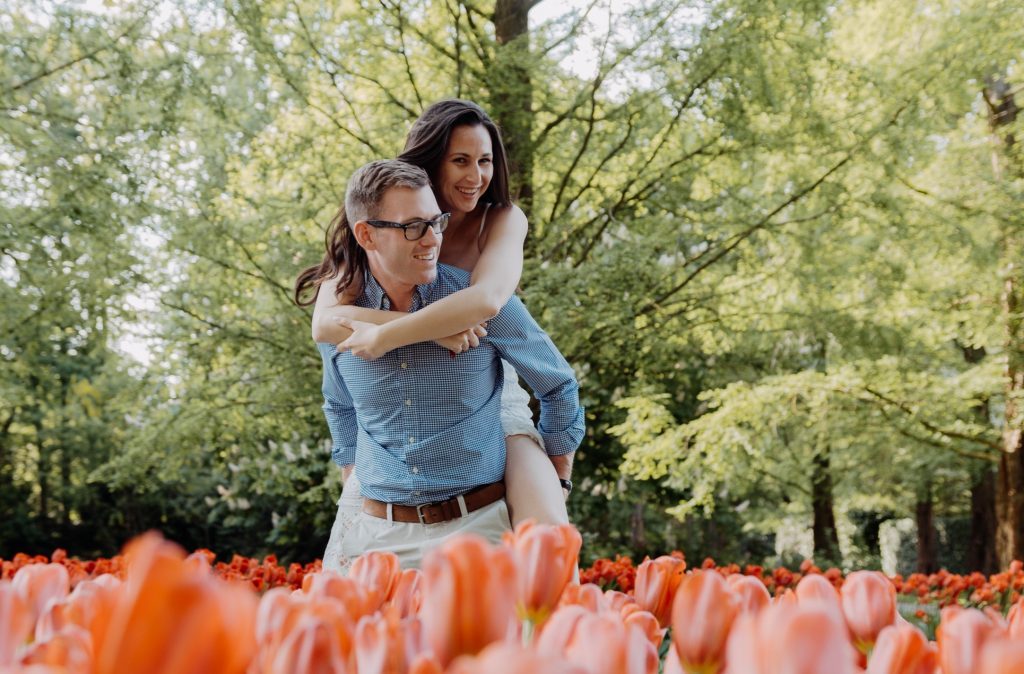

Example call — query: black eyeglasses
[365,212,450,241]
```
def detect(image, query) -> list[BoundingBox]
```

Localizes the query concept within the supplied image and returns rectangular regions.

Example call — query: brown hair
[398,99,511,209]
[294,160,429,306]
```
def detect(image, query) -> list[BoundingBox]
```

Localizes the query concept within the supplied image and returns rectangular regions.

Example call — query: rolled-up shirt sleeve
[486,297,585,456]
[317,342,357,467]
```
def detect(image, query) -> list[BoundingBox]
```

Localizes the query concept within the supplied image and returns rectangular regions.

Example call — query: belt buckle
[415,502,431,524]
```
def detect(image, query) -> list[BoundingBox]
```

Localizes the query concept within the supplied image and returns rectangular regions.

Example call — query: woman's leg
[504,434,569,526]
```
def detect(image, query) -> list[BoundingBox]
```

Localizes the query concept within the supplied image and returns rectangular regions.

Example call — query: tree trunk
[630,501,647,551]
[970,467,998,574]
[811,448,841,564]
[986,77,1024,568]
[491,0,534,215]
[915,488,939,574]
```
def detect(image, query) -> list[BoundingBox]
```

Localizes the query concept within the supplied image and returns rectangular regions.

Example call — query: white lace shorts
[321,360,542,573]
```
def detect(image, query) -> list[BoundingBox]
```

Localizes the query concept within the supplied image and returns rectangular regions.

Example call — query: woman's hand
[337,317,389,360]
[434,324,488,356]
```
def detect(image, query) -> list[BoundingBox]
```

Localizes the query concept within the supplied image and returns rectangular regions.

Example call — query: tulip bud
[865,623,937,674]
[633,555,687,628]
[671,571,738,674]
[839,571,897,654]
[936,606,1007,674]
[725,575,770,615]
[503,521,582,625]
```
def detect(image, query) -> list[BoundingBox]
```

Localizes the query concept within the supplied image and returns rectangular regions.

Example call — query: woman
[295,100,571,571]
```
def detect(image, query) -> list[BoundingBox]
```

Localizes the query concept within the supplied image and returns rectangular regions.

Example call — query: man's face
[362,185,443,291]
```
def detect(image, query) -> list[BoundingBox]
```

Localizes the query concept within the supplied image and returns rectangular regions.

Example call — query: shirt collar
[362,268,438,312]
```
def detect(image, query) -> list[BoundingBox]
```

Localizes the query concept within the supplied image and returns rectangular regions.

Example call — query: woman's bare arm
[312,274,486,353]
[336,204,527,359]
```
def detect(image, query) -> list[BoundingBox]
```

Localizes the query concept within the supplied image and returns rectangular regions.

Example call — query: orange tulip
[724,602,859,674]
[839,571,897,654]
[558,583,604,612]
[670,571,738,674]
[388,568,423,618]
[303,571,375,621]
[633,555,687,627]
[979,639,1024,674]
[446,642,588,674]
[936,606,1007,674]
[420,535,518,666]
[725,575,770,615]
[624,609,666,649]
[93,531,257,674]
[350,551,402,611]
[0,582,32,666]
[795,573,839,605]
[354,608,428,674]
[18,625,92,671]
[269,615,348,674]
[865,623,937,674]
[503,521,582,625]
[12,564,69,624]
[537,605,657,674]
[1007,597,1024,639]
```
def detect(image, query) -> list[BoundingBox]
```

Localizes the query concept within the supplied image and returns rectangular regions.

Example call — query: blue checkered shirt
[317,264,584,506]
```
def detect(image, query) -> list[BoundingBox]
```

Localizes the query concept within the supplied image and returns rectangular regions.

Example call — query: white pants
[337,499,512,571]
[322,361,538,573]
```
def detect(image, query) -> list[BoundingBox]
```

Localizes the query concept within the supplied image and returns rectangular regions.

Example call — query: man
[317,159,584,569]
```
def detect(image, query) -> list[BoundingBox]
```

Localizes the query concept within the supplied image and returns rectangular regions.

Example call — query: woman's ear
[351,220,376,250]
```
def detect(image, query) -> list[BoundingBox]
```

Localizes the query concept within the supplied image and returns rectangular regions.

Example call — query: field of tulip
[2,521,1024,673]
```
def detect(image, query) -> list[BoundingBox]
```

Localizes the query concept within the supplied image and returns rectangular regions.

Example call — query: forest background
[2,0,1023,575]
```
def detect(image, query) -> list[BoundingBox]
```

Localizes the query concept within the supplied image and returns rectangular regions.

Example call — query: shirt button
[411,466,419,474]
[409,436,415,443]
[405,399,412,406]
[400,362,408,369]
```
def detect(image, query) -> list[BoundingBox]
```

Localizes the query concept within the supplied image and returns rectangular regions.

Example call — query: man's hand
[337,317,388,360]
[434,323,487,355]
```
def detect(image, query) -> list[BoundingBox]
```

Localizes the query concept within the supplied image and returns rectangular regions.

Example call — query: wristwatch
[559,478,573,495]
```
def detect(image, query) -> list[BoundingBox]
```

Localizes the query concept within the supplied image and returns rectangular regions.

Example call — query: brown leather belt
[362,482,505,524]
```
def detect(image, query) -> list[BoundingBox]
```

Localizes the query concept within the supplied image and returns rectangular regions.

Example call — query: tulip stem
[522,619,535,646]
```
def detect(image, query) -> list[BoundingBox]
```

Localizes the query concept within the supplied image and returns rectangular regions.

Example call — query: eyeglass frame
[364,212,450,241]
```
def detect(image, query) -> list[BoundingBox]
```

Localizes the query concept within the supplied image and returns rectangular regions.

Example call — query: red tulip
[503,521,582,625]
[420,535,518,666]
[724,602,859,674]
[671,571,738,674]
[633,555,687,627]
[725,575,770,615]
[839,571,897,654]
[865,623,937,674]
[936,606,1007,674]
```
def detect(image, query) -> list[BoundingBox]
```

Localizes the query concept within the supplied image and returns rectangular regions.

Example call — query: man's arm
[484,297,585,464]
[317,342,357,473]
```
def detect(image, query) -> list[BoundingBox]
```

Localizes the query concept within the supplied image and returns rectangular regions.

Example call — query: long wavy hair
[294,99,512,306]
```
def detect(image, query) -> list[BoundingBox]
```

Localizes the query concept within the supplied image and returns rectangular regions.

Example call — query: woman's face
[435,124,493,214]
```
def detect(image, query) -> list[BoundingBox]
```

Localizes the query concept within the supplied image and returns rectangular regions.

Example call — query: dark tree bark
[491,0,535,215]
[915,487,939,574]
[970,467,998,574]
[985,77,1024,568]
[811,448,841,564]
[630,501,647,551]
